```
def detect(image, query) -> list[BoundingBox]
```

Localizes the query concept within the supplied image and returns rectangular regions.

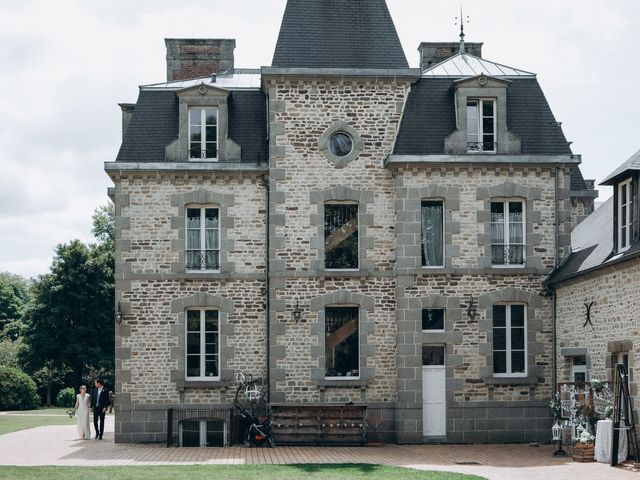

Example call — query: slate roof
[423,53,535,77]
[116,90,178,163]
[271,0,408,69]
[142,69,261,91]
[601,148,640,185]
[394,78,572,155]
[116,89,267,164]
[570,167,588,191]
[547,196,640,284]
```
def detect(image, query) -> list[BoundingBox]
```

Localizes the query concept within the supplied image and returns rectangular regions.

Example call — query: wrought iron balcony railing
[186,250,220,271]
[491,244,525,266]
[466,141,497,153]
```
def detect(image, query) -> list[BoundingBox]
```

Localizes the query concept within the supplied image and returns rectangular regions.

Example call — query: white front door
[422,345,446,436]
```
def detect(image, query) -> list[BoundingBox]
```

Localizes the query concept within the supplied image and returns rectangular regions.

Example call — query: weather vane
[454,4,470,53]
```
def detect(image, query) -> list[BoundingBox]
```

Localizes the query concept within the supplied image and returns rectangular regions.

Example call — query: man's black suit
[92,386,109,439]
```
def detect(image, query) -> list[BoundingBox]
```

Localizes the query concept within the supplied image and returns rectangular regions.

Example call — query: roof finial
[455,4,470,54]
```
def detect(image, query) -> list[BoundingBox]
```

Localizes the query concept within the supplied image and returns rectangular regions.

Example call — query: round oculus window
[328,132,354,157]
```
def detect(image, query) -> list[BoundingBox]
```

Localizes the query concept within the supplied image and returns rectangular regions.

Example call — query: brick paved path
[0,417,637,480]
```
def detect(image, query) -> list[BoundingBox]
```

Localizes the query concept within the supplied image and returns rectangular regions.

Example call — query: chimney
[418,42,483,71]
[165,38,236,82]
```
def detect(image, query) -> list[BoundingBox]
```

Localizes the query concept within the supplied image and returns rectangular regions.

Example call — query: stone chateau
[105,0,599,445]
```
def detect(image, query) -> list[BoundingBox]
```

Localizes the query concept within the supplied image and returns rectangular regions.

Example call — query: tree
[0,337,26,369]
[21,204,115,388]
[33,361,70,407]
[0,272,30,333]
[91,203,115,247]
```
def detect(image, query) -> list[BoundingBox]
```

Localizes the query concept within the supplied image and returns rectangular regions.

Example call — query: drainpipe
[550,284,557,390]
[261,173,270,402]
[551,167,561,391]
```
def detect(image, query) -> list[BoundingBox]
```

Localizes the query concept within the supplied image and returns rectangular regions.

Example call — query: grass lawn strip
[2,408,69,416]
[0,465,486,480]
[0,415,73,435]
[0,407,77,435]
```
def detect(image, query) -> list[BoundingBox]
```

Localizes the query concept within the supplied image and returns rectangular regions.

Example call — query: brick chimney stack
[418,42,483,71]
[165,38,236,82]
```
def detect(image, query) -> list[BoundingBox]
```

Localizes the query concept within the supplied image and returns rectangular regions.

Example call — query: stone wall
[390,166,566,442]
[111,172,267,443]
[555,258,639,406]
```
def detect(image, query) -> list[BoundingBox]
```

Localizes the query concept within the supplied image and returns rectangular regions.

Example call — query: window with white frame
[618,179,632,251]
[491,200,525,266]
[324,203,358,270]
[186,309,219,380]
[325,306,359,378]
[493,304,526,376]
[186,207,220,271]
[421,200,444,267]
[422,308,445,332]
[189,107,218,160]
[467,99,496,153]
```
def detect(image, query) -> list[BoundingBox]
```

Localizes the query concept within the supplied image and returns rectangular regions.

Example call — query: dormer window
[466,99,495,153]
[189,108,218,161]
[444,76,521,155]
[618,178,632,251]
[166,84,241,163]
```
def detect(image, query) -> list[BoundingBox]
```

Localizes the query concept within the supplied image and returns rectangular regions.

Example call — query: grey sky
[0,0,637,278]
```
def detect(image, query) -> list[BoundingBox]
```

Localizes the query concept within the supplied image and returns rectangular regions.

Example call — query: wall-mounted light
[466,295,477,321]
[115,302,123,325]
[292,299,302,322]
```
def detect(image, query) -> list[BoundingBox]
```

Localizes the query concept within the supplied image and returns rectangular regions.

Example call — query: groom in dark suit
[92,379,109,439]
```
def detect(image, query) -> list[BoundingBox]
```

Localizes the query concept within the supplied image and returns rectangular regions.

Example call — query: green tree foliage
[0,366,39,410]
[56,387,76,408]
[0,272,31,334]
[91,203,115,247]
[33,361,71,407]
[22,204,115,389]
[0,337,26,369]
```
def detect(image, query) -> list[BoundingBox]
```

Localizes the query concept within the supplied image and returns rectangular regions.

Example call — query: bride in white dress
[75,385,91,439]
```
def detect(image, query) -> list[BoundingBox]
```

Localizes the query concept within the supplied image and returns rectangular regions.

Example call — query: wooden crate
[270,403,367,445]
[572,444,595,462]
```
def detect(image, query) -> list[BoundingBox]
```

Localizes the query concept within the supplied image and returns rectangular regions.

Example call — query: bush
[0,366,39,410]
[56,387,76,408]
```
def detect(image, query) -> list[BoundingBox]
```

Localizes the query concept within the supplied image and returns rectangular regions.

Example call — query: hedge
[0,366,39,410]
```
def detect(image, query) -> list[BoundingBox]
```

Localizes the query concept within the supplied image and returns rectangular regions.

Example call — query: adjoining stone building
[548,149,640,411]
[105,0,596,445]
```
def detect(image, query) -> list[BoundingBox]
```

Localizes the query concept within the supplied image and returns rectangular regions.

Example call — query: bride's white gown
[75,393,91,439]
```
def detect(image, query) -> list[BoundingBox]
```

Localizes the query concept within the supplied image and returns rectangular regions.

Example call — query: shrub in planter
[56,387,76,408]
[0,366,39,410]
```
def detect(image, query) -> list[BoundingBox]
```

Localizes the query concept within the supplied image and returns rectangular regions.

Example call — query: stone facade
[111,172,268,442]
[554,259,639,407]
[264,77,405,431]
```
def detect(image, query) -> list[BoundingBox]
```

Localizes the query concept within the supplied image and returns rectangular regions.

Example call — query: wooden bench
[270,403,367,445]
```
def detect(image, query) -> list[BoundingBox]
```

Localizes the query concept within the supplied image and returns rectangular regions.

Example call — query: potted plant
[572,430,595,462]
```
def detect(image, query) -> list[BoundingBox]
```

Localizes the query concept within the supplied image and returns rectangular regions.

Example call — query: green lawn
[0,465,485,480]
[3,408,69,415]
[0,408,76,435]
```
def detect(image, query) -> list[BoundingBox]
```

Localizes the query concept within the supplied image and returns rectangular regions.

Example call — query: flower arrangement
[577,430,595,445]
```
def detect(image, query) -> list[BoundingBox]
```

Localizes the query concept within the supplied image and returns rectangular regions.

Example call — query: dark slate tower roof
[271,0,408,69]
